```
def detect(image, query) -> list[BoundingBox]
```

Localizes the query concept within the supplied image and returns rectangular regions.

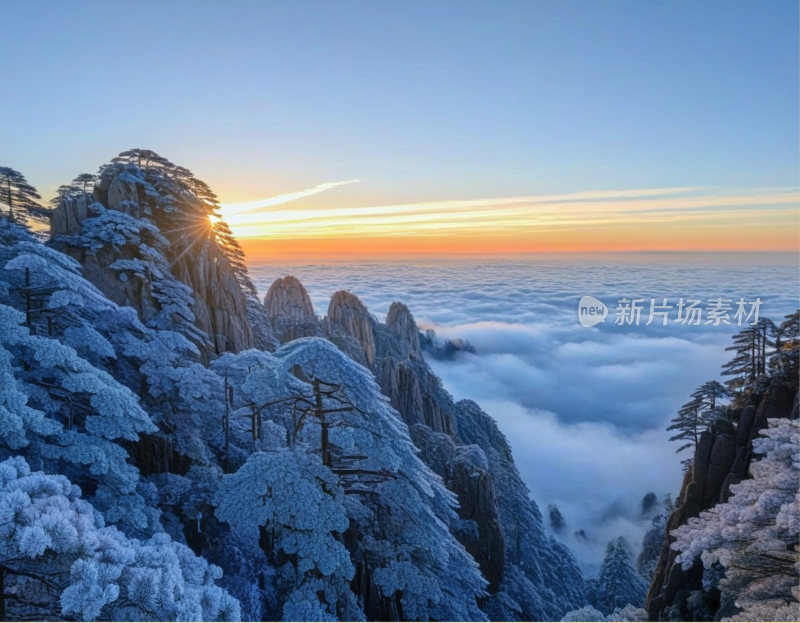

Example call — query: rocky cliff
[50,165,255,361]
[325,290,377,366]
[33,149,584,620]
[386,301,423,362]
[646,381,799,621]
[259,277,586,619]
[263,275,321,344]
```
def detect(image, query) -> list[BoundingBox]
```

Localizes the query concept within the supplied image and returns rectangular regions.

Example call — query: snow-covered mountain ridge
[0,150,586,621]
[6,149,793,621]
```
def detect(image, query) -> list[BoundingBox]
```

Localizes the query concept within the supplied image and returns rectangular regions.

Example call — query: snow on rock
[50,160,254,361]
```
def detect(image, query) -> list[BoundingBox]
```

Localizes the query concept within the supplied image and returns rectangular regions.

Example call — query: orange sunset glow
[220,185,800,259]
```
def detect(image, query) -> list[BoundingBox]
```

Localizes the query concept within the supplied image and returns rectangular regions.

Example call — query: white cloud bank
[249,254,799,570]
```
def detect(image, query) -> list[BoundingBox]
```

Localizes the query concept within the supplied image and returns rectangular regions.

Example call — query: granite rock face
[326,290,377,366]
[170,245,252,357]
[386,302,423,361]
[645,381,799,621]
[379,357,425,428]
[51,168,254,361]
[447,445,506,592]
[50,193,91,236]
[245,295,280,352]
[263,276,320,344]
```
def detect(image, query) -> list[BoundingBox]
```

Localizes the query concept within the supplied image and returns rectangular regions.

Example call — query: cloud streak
[220,179,361,216]
[223,185,799,243]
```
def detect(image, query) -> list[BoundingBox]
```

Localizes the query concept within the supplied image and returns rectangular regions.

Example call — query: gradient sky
[1,1,797,256]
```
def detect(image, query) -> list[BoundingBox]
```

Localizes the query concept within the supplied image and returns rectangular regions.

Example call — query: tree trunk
[223,372,230,472]
[6,178,14,223]
[24,268,31,329]
[315,380,330,466]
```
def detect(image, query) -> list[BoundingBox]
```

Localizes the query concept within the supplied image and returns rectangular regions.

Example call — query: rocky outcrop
[386,302,423,361]
[257,276,586,618]
[245,295,280,352]
[379,357,425,427]
[325,291,377,366]
[646,382,799,621]
[76,238,162,323]
[447,445,506,592]
[51,194,92,236]
[171,245,252,356]
[51,168,254,361]
[263,276,320,344]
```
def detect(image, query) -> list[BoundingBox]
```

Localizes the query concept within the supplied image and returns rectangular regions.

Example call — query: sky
[1,0,798,255]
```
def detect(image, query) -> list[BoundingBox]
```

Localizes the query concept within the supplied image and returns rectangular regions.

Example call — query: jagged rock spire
[386,301,423,361]
[326,290,376,366]
[263,276,320,344]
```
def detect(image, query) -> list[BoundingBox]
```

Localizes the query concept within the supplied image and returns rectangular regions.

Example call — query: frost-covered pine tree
[771,310,799,380]
[561,604,648,622]
[0,456,240,621]
[637,511,667,581]
[0,302,162,534]
[671,417,799,621]
[587,536,649,615]
[212,338,489,621]
[215,447,361,621]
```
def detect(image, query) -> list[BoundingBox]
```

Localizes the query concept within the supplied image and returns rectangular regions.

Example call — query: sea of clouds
[250,253,798,572]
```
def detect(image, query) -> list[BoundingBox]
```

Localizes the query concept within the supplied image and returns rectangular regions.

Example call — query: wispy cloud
[221,179,361,215]
[221,185,799,241]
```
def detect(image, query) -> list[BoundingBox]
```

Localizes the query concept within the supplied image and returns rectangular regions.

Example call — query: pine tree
[213,217,257,296]
[587,537,649,615]
[0,457,240,621]
[548,503,567,532]
[49,173,98,208]
[0,167,44,224]
[561,604,648,622]
[667,395,706,454]
[72,172,98,195]
[694,380,730,412]
[668,379,732,455]
[637,512,667,580]
[49,184,78,208]
[723,319,776,392]
[214,448,360,621]
[771,310,799,379]
[672,418,799,621]
[641,491,658,517]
